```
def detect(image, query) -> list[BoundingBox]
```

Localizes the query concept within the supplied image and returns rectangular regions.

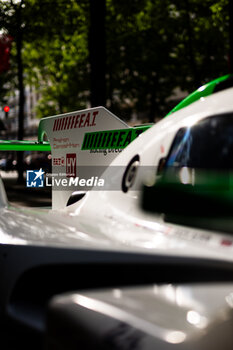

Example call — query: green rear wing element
[0,140,51,152]
[0,126,150,153]
[81,125,151,151]
[166,74,233,116]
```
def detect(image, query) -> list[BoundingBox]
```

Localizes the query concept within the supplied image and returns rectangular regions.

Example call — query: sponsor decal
[89,148,123,156]
[26,168,44,187]
[169,228,211,242]
[53,157,65,166]
[221,239,233,246]
[81,126,150,151]
[52,154,77,177]
[66,153,77,177]
[52,111,98,132]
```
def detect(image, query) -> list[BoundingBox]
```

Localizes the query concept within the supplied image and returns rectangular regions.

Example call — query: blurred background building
[0,85,40,139]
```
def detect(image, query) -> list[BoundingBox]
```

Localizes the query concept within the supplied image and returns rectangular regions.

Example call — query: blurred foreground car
[1,75,233,349]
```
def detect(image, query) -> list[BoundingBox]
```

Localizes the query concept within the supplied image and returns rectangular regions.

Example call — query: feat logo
[66,153,76,177]
[52,111,98,131]
[26,168,45,187]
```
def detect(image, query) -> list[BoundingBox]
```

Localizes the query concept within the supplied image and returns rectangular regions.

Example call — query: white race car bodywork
[47,283,233,350]
[65,87,233,261]
[1,87,233,347]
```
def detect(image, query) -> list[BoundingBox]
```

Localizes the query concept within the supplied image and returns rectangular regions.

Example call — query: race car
[1,74,233,349]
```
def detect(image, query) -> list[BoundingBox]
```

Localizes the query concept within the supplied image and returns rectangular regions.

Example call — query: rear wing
[0,107,150,210]
[38,106,150,209]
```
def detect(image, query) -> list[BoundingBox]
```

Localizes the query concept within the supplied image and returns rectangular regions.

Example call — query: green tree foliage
[106,0,179,120]
[0,0,230,122]
[170,0,229,91]
[22,0,90,117]
[106,0,229,120]
[0,1,23,103]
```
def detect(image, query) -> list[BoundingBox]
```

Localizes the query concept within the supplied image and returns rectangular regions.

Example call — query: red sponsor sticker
[66,153,76,177]
[221,239,233,247]
[160,145,165,154]
[53,111,98,131]
[53,157,65,166]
